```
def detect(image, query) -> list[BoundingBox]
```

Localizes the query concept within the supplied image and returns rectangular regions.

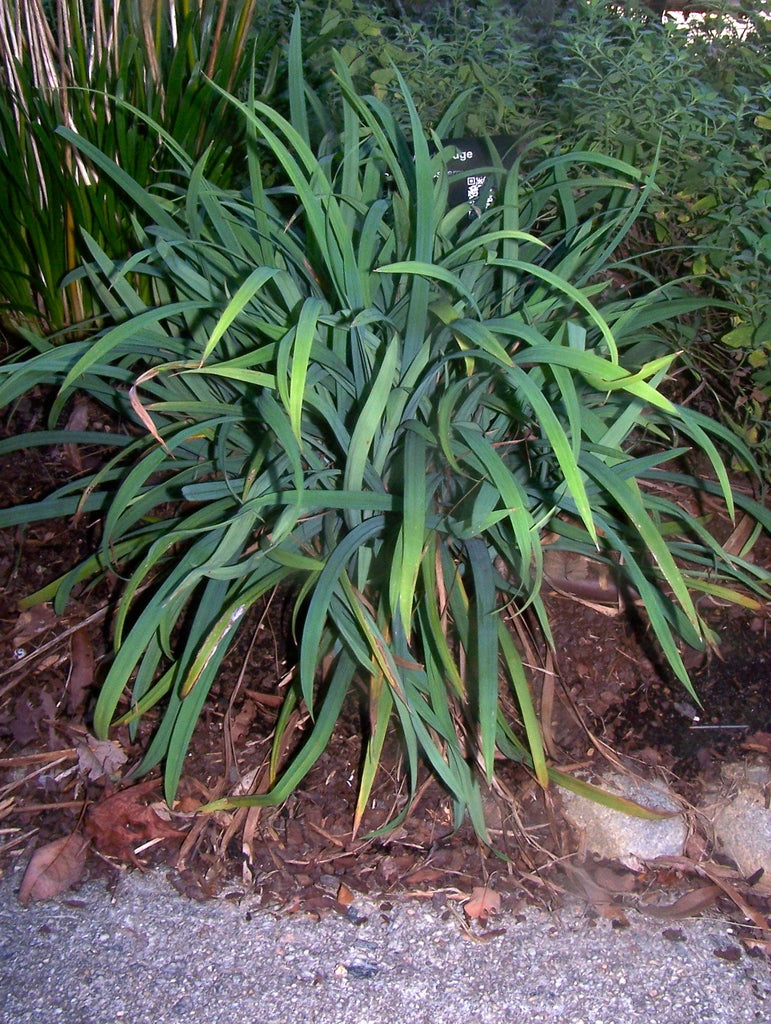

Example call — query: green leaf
[200,267,281,363]
[376,260,482,318]
[466,538,499,780]
[393,428,427,635]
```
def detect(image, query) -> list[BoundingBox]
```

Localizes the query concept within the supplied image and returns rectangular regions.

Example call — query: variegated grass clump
[1,21,768,836]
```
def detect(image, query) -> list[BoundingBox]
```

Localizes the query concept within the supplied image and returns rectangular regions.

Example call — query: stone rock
[558,772,687,869]
[706,761,771,879]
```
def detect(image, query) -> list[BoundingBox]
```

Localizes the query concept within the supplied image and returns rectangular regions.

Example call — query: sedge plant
[1,24,768,836]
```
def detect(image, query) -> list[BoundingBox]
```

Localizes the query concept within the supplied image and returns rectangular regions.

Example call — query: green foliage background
[301,0,771,467]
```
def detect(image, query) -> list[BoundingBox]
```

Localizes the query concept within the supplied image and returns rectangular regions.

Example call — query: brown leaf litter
[18,831,89,905]
[84,779,188,867]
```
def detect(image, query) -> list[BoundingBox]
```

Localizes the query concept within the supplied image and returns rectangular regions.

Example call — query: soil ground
[1,391,770,944]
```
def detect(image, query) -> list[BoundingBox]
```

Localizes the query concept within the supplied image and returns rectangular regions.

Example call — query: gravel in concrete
[1,866,770,1024]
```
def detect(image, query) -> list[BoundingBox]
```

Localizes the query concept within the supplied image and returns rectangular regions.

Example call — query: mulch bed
[1,398,770,954]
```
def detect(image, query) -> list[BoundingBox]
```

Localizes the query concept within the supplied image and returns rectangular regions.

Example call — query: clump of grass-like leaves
[1,24,768,836]
[0,0,277,335]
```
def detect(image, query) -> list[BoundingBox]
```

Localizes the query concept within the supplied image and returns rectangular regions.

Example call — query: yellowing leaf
[722,324,754,349]
[692,254,708,276]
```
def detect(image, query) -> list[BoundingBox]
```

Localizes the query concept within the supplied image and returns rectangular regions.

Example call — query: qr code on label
[466,175,488,201]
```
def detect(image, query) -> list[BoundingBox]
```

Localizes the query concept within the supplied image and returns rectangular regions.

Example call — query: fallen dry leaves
[18,831,90,905]
[464,884,501,922]
[65,628,95,717]
[75,735,127,782]
[336,881,355,908]
[560,853,771,955]
[10,605,59,650]
[562,862,630,926]
[644,884,724,920]
[85,779,188,866]
[651,855,771,933]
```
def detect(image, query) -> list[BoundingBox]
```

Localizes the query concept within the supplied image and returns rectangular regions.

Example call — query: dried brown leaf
[229,698,258,746]
[85,780,187,865]
[129,370,172,453]
[12,605,58,648]
[18,832,89,906]
[63,396,89,473]
[67,629,95,716]
[337,882,355,908]
[644,884,722,920]
[701,867,770,932]
[562,863,629,926]
[76,735,127,782]
[722,514,756,558]
[464,885,501,921]
[10,695,43,746]
[594,865,637,894]
[653,855,771,931]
